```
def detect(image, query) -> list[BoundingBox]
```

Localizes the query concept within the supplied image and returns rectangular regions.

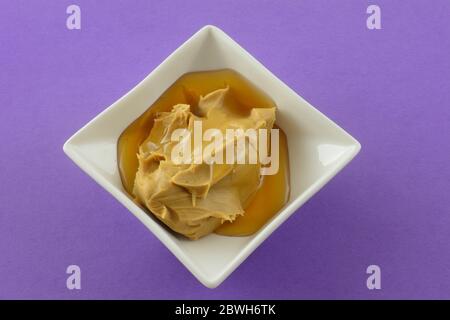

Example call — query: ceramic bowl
[63,25,361,288]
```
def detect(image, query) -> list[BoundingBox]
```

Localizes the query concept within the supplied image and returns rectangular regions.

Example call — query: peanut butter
[133,87,276,239]
[117,69,290,240]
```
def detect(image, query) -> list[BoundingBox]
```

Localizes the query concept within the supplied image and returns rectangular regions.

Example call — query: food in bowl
[118,69,290,239]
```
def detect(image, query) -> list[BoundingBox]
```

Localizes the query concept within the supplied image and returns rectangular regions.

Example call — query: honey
[117,69,290,237]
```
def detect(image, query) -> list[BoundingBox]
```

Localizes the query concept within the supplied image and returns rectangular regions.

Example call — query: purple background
[1,0,449,299]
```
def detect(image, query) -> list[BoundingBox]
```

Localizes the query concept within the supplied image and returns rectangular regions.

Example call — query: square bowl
[63,25,361,288]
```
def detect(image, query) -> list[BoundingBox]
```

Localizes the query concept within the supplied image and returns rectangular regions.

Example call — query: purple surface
[1,0,449,299]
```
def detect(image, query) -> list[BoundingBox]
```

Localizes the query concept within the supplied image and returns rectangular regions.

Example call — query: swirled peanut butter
[133,87,276,239]
[118,69,290,240]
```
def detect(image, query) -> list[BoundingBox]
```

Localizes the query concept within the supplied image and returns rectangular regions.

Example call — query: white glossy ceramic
[63,25,361,288]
